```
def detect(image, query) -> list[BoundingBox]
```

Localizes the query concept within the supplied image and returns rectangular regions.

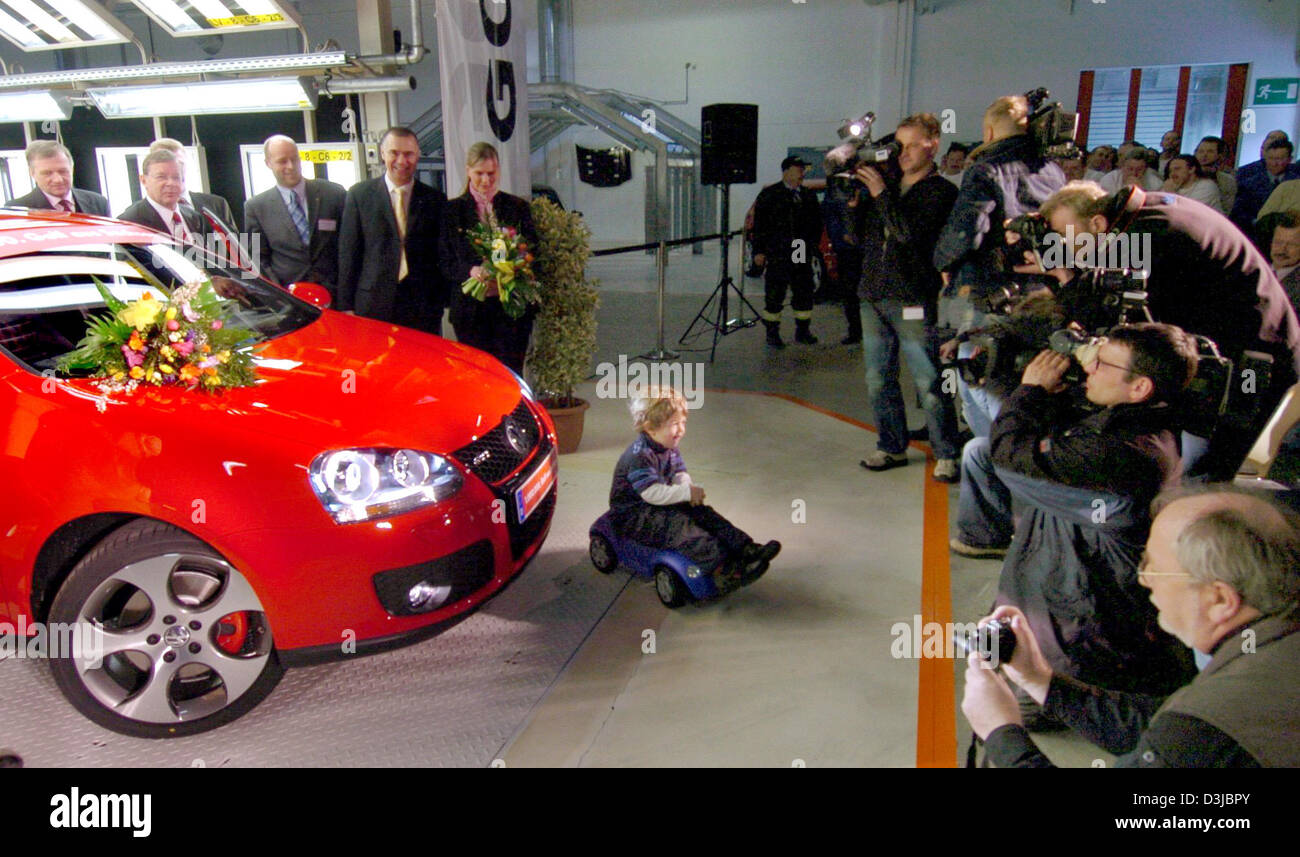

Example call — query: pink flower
[211,320,223,330]
[173,340,195,356]
[121,345,145,368]
[166,320,180,331]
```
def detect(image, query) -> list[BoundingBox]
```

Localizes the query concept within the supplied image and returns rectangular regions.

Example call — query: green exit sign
[1253,78,1299,105]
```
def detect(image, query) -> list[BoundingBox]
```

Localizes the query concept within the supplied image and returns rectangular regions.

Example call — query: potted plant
[528,197,600,453]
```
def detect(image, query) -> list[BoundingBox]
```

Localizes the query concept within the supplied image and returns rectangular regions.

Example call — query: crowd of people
[8,102,1300,766]
[4,130,535,372]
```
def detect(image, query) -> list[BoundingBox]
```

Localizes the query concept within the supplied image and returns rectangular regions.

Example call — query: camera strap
[1107,185,1146,235]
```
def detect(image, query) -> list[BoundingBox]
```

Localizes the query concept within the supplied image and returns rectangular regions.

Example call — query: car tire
[47,519,283,738]
[589,534,618,573]
[653,565,688,609]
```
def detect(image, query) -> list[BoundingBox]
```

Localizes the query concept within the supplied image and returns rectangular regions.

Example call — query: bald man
[242,135,347,290]
[963,487,1300,767]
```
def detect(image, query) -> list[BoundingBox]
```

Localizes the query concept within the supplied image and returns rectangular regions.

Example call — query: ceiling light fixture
[129,0,300,37]
[0,0,132,51]
[87,76,317,118]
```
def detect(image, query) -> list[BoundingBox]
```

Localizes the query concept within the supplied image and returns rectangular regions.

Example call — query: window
[1077,62,1247,163]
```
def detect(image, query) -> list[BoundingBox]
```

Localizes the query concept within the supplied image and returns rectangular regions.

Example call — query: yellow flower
[160,364,175,375]
[129,366,145,380]
[165,308,177,321]
[491,238,507,253]
[120,294,163,331]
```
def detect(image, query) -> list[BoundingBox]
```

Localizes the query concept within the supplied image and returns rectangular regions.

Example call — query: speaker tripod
[678,183,760,361]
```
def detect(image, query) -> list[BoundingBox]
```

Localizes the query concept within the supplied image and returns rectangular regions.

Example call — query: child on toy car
[608,387,780,586]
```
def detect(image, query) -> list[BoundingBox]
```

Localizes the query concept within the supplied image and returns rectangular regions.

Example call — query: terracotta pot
[543,397,590,454]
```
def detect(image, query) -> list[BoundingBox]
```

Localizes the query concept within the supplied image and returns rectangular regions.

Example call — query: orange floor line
[706,387,958,767]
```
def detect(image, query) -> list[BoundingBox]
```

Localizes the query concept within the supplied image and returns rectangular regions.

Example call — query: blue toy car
[589,511,767,607]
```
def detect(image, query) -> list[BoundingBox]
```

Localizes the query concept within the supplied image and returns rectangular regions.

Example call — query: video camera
[1024,87,1080,159]
[824,111,900,196]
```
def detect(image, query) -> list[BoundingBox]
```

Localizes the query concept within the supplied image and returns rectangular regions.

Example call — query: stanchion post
[640,240,679,360]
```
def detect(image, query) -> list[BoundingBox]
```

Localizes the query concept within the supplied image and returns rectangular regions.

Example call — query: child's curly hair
[630,387,688,432]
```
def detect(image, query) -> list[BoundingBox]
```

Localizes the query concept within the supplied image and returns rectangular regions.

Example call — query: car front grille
[451,398,541,486]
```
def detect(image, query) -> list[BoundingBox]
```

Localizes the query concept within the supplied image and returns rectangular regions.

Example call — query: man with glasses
[963,324,1201,715]
[962,487,1300,767]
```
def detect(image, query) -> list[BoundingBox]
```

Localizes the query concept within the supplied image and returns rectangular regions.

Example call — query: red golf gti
[0,209,557,737]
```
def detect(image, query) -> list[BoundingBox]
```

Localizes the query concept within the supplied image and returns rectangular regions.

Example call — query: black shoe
[764,322,785,348]
[841,333,862,345]
[741,540,781,578]
[794,321,818,345]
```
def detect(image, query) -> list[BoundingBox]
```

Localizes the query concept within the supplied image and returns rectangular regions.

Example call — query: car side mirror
[288,281,332,308]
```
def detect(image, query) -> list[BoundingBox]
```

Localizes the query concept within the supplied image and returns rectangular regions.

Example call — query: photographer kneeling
[962,487,1300,767]
[985,324,1200,699]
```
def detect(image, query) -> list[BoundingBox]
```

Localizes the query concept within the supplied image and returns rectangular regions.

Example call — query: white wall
[558,0,902,244]
[909,0,1300,165]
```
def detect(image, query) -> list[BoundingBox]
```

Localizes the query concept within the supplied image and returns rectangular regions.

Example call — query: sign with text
[435,0,532,197]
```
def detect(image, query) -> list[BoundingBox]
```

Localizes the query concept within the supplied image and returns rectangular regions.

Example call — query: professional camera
[1024,87,1079,159]
[953,619,1018,665]
[824,110,901,195]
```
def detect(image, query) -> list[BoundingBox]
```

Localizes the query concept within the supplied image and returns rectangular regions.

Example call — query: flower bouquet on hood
[58,278,257,394]
[460,214,540,320]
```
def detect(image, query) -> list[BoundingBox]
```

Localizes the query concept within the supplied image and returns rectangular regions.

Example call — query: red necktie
[59,199,73,213]
[171,211,186,241]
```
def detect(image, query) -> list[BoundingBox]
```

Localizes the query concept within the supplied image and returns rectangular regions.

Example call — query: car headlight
[309,448,464,524]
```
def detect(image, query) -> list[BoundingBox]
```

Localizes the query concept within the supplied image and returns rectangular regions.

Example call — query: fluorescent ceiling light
[0,90,72,122]
[89,77,317,118]
[0,0,132,51]
[0,50,349,89]
[130,0,300,37]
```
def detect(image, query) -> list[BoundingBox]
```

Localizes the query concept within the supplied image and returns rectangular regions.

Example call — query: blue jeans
[958,371,1002,439]
[860,299,958,459]
[956,436,1014,548]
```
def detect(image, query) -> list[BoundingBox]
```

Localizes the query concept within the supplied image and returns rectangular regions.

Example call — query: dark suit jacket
[184,191,238,232]
[5,187,109,216]
[439,192,539,335]
[244,179,346,291]
[337,176,446,332]
[116,197,211,242]
[1231,164,1300,232]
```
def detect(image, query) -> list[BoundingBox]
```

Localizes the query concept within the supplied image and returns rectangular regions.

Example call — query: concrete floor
[0,245,1109,767]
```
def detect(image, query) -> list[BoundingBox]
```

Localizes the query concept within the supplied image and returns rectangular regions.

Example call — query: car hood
[70,310,529,457]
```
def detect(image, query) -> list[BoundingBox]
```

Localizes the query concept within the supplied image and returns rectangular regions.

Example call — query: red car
[0,209,557,737]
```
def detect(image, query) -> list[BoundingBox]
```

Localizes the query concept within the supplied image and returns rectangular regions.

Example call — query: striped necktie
[287,191,311,246]
[59,199,74,213]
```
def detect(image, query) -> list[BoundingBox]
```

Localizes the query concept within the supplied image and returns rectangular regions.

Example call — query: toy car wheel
[48,519,283,738]
[653,565,688,608]
[589,533,618,573]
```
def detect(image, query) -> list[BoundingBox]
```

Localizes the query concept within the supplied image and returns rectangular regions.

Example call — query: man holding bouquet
[439,141,540,373]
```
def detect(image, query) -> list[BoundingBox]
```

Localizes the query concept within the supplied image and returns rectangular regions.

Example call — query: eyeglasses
[1137,554,1194,583]
[1089,355,1133,373]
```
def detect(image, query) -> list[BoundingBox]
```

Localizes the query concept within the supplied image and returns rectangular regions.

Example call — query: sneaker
[948,538,1008,559]
[859,450,908,471]
[932,458,959,483]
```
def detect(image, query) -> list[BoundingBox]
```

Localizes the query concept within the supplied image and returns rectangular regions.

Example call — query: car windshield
[0,239,319,375]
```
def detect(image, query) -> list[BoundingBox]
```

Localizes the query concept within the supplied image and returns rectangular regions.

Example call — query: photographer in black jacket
[1032,181,1300,478]
[853,113,962,480]
[985,324,1201,699]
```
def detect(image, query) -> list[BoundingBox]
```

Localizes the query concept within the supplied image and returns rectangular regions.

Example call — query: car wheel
[589,534,618,573]
[653,565,688,609]
[48,519,283,738]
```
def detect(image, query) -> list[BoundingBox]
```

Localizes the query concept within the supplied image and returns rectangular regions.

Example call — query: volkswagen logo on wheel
[163,626,191,648]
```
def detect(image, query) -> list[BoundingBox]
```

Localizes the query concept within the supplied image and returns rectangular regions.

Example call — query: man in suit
[116,148,211,244]
[1270,211,1300,313]
[337,127,447,334]
[1232,138,1300,235]
[4,140,109,215]
[243,135,346,293]
[149,137,238,230]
